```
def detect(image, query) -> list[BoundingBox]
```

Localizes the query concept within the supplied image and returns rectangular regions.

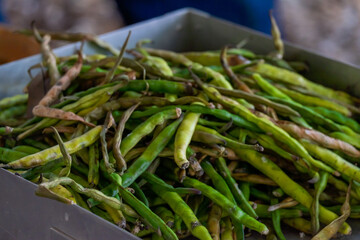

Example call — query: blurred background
[0,0,359,65]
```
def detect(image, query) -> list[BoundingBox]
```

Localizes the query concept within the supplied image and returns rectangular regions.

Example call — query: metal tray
[0,8,359,240]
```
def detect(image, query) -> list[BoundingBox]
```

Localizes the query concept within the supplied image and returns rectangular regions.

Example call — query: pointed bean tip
[255,144,264,152]
[175,108,182,118]
[267,206,275,212]
[308,175,319,184]
[261,228,270,235]
[0,164,8,168]
[180,161,190,170]
[5,126,13,134]
[167,221,174,229]
[118,220,126,229]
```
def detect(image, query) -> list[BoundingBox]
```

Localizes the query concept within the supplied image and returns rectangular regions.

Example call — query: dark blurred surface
[115,0,274,34]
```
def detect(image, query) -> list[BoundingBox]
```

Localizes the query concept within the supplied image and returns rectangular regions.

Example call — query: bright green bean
[182,177,268,235]
[4,126,102,169]
[122,116,183,187]
[174,111,201,169]
[215,157,257,218]
[120,108,181,156]
[149,180,212,240]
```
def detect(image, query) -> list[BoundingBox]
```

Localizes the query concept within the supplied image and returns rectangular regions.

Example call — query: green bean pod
[12,145,40,154]
[214,86,300,117]
[0,147,28,163]
[0,105,27,120]
[103,176,179,240]
[301,140,360,182]
[251,63,354,105]
[255,204,302,218]
[131,182,149,207]
[21,158,64,180]
[149,182,212,240]
[215,157,257,218]
[311,106,360,133]
[122,116,183,187]
[130,105,261,132]
[279,87,351,116]
[201,160,236,203]
[192,74,337,175]
[208,204,222,240]
[282,218,312,235]
[0,94,28,110]
[182,177,268,235]
[145,48,233,89]
[202,160,245,240]
[119,80,194,95]
[88,142,100,186]
[154,206,175,228]
[4,126,102,169]
[270,198,286,240]
[310,171,329,234]
[120,108,181,156]
[174,111,201,169]
[234,149,351,235]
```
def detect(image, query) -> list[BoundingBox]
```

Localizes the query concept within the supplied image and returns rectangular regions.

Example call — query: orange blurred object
[0,25,40,64]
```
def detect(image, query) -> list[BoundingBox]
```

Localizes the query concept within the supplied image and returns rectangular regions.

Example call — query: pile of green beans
[1,23,360,240]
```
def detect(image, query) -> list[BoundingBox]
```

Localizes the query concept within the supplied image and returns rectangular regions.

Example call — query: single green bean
[0,147,28,163]
[22,138,50,150]
[0,105,27,120]
[12,145,40,154]
[182,177,268,235]
[174,111,201,169]
[265,96,343,132]
[310,171,329,234]
[113,103,139,173]
[145,47,233,89]
[88,143,100,186]
[4,126,102,169]
[201,161,236,203]
[282,218,312,235]
[51,127,72,177]
[120,108,181,156]
[255,204,302,218]
[301,140,360,182]
[270,198,286,240]
[251,187,271,202]
[215,157,257,218]
[110,180,178,240]
[195,125,263,152]
[0,94,28,110]
[130,105,261,132]
[131,182,149,207]
[214,85,300,117]
[154,206,175,228]
[207,204,222,240]
[311,106,360,133]
[149,181,212,240]
[21,158,64,180]
[122,116,183,187]
[252,63,354,105]
[279,87,351,116]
